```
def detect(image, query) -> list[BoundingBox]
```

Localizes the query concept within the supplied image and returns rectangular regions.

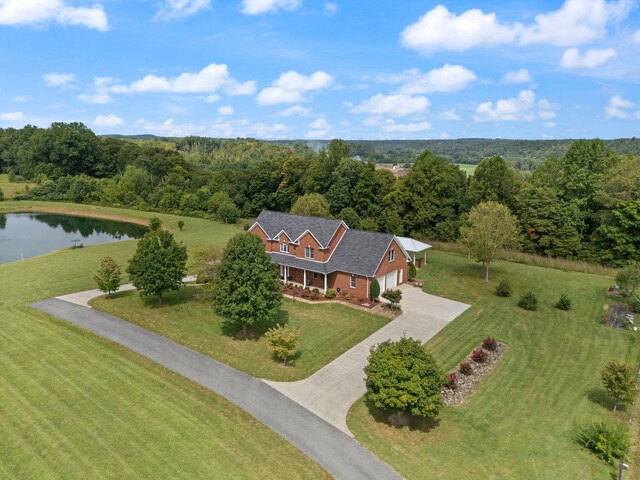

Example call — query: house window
[388,249,395,262]
[313,272,318,279]
[280,243,288,253]
[350,274,356,289]
[305,246,315,259]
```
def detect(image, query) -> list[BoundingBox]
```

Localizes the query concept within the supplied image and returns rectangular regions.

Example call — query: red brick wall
[374,238,408,286]
[295,232,328,261]
[329,272,369,300]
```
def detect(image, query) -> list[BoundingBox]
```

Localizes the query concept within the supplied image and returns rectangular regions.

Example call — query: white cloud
[502,69,533,84]
[77,93,113,104]
[241,0,300,15]
[0,0,108,30]
[474,89,557,122]
[305,118,332,138]
[93,114,123,127]
[401,5,519,52]
[43,72,75,89]
[382,120,432,133]
[401,0,632,52]
[136,118,207,136]
[352,93,430,116]
[154,0,211,21]
[0,111,25,122]
[439,109,461,121]
[110,63,255,96]
[323,2,338,15]
[217,105,234,116]
[544,122,556,128]
[604,95,635,119]
[560,47,617,69]
[12,96,31,102]
[384,64,477,95]
[257,70,333,105]
[204,94,220,103]
[279,104,311,117]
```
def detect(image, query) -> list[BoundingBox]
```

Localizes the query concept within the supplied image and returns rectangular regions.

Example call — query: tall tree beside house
[126,218,188,304]
[290,193,331,217]
[365,337,444,423]
[460,201,519,281]
[212,233,282,336]
[93,256,121,298]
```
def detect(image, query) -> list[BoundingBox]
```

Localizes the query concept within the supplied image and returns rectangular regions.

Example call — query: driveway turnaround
[265,284,471,436]
[31,298,402,480]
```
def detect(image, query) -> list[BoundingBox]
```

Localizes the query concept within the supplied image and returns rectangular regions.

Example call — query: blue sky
[0,0,639,140]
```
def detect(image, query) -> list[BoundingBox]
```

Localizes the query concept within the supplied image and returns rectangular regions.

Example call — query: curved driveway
[31,298,402,480]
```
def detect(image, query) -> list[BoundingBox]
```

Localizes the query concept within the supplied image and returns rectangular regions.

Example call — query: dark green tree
[126,218,188,304]
[466,155,522,210]
[370,278,380,300]
[212,233,282,336]
[365,337,444,421]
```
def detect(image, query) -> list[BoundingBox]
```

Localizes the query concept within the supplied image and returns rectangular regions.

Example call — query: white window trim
[350,274,356,289]
[305,246,315,259]
[280,243,288,253]
[388,249,395,262]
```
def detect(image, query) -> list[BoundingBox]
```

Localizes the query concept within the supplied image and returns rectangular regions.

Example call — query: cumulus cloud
[352,93,430,116]
[502,69,533,84]
[110,63,256,96]
[474,89,557,122]
[323,2,338,15]
[136,118,207,136]
[0,0,108,30]
[560,47,617,69]
[154,0,211,21]
[439,109,461,121]
[363,116,431,133]
[241,0,300,15]
[604,95,635,119]
[204,94,220,103]
[384,64,477,95]
[217,105,234,116]
[43,72,76,89]
[305,118,332,138]
[257,70,333,105]
[77,77,115,104]
[0,111,25,122]
[401,0,632,52]
[279,104,311,117]
[93,114,123,127]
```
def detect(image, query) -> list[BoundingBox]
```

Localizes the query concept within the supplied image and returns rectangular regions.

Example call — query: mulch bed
[441,342,508,406]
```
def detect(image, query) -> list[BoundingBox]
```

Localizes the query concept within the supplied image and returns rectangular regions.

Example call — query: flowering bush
[459,361,473,375]
[445,373,458,390]
[471,348,488,363]
[482,336,498,351]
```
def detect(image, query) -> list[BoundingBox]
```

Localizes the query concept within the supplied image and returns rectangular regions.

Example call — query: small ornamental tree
[382,289,402,309]
[555,293,572,311]
[495,279,512,297]
[126,218,188,304]
[212,233,282,336]
[408,262,417,281]
[265,324,301,365]
[177,220,184,231]
[616,263,640,298]
[518,291,538,311]
[601,360,636,412]
[370,278,380,300]
[365,337,444,421]
[93,256,121,298]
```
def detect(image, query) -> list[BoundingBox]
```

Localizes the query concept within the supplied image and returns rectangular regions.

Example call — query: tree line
[1,122,639,266]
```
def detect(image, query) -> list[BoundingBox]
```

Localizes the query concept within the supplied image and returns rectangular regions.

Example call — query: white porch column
[323,273,327,293]
[303,269,307,287]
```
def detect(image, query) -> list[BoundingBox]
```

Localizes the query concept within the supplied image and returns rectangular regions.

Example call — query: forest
[1,122,639,267]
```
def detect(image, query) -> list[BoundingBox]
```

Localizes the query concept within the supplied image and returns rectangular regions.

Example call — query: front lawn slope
[348,250,639,479]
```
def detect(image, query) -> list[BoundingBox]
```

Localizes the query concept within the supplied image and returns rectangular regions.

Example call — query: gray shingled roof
[262,211,407,277]
[255,210,344,248]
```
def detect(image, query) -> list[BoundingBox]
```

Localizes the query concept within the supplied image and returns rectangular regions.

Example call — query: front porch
[279,265,328,292]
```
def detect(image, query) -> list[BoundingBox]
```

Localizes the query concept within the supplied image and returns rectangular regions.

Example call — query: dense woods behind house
[1,122,640,267]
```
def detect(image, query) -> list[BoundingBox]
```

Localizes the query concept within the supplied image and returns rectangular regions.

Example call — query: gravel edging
[441,342,508,406]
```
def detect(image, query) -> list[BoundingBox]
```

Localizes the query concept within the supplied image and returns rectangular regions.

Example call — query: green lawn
[455,163,477,175]
[348,250,639,479]
[91,287,389,381]
[0,174,36,199]
[0,201,328,478]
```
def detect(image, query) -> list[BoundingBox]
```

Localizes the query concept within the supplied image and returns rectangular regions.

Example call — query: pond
[0,212,147,264]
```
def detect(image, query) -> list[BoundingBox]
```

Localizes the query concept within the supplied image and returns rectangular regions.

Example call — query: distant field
[0,201,328,479]
[455,163,477,175]
[0,174,36,199]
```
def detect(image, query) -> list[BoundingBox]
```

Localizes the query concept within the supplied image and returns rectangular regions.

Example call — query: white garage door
[385,271,397,290]
[376,274,386,291]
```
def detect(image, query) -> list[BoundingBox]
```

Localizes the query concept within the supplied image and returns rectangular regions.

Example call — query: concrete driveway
[265,284,471,436]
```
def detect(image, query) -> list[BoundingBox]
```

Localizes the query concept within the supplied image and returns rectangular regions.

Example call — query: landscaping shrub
[576,419,630,465]
[495,279,512,297]
[370,278,380,300]
[325,288,337,299]
[555,293,572,311]
[382,289,402,309]
[444,373,458,390]
[459,361,473,375]
[630,295,640,314]
[343,292,351,301]
[482,336,497,351]
[311,290,320,300]
[408,262,417,281]
[471,348,487,363]
[518,291,538,311]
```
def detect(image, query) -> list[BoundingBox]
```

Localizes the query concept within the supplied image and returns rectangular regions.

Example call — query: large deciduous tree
[290,193,331,217]
[212,233,282,336]
[126,218,188,304]
[466,155,522,211]
[365,337,444,422]
[460,201,519,281]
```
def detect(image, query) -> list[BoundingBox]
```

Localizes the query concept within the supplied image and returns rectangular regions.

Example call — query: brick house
[249,210,411,300]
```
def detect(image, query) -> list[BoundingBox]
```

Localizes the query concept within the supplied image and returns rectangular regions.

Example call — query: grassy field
[0,201,329,478]
[455,163,477,175]
[0,174,36,199]
[91,287,389,381]
[348,250,639,479]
